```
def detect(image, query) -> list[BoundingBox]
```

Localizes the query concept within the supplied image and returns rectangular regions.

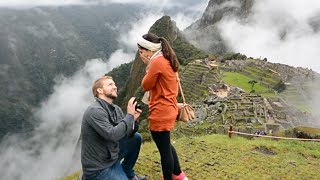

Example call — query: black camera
[133,98,142,111]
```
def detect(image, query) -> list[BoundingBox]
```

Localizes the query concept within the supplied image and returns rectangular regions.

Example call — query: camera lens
[135,103,142,110]
[133,98,141,110]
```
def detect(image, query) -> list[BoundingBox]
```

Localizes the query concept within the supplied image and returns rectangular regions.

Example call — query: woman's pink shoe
[172,171,188,180]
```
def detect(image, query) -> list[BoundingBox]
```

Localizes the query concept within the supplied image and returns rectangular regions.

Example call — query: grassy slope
[221,61,316,112]
[222,71,275,97]
[61,134,320,180]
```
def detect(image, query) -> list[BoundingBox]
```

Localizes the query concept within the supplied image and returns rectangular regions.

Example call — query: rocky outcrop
[183,0,254,54]
[199,0,253,29]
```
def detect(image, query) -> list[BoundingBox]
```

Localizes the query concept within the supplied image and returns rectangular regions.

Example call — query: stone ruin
[193,82,310,134]
[194,84,270,133]
[208,83,230,98]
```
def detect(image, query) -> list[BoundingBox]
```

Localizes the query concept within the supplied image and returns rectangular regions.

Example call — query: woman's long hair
[141,33,179,72]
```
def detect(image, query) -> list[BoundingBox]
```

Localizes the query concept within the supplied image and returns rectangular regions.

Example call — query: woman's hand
[139,54,149,64]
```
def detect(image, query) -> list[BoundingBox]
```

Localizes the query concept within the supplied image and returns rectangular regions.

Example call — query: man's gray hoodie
[81,97,135,173]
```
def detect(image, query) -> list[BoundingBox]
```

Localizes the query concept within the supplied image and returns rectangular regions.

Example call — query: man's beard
[105,93,117,100]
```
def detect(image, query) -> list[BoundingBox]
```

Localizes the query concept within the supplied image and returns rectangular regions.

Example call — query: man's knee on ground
[133,132,143,145]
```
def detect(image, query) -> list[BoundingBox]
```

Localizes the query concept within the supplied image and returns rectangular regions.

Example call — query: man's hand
[127,97,142,120]
[127,97,136,116]
[133,109,142,121]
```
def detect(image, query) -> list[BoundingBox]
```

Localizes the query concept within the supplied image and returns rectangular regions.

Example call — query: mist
[216,0,320,72]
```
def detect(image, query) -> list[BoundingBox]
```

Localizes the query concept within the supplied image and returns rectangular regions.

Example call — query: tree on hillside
[248,80,258,93]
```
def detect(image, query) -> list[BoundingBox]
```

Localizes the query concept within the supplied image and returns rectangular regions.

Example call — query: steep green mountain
[0,5,140,140]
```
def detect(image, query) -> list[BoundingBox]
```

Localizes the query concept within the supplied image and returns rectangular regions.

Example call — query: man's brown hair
[92,76,113,97]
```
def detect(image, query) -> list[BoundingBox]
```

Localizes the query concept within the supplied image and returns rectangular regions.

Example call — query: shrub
[273,80,286,93]
[223,52,247,60]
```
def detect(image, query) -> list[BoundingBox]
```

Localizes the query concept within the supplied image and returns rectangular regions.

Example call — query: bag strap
[176,72,186,104]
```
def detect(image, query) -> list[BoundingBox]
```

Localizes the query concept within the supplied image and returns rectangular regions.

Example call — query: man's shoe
[131,174,148,180]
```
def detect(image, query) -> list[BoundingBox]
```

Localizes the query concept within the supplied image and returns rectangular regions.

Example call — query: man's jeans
[119,132,143,178]
[84,133,142,180]
[83,161,128,180]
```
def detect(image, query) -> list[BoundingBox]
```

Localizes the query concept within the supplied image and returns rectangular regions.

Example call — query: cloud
[217,0,320,72]
[108,49,135,66]
[118,12,163,51]
[171,1,208,31]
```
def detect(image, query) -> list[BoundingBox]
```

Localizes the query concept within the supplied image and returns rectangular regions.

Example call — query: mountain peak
[148,15,178,43]
[184,0,254,54]
[200,0,253,28]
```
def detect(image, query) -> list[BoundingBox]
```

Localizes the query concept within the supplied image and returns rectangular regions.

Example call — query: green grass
[296,127,320,135]
[61,134,320,180]
[222,72,274,96]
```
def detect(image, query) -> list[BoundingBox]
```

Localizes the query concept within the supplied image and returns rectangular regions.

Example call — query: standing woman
[137,33,188,180]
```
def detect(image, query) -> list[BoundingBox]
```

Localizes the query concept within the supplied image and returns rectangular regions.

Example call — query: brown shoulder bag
[176,73,195,122]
